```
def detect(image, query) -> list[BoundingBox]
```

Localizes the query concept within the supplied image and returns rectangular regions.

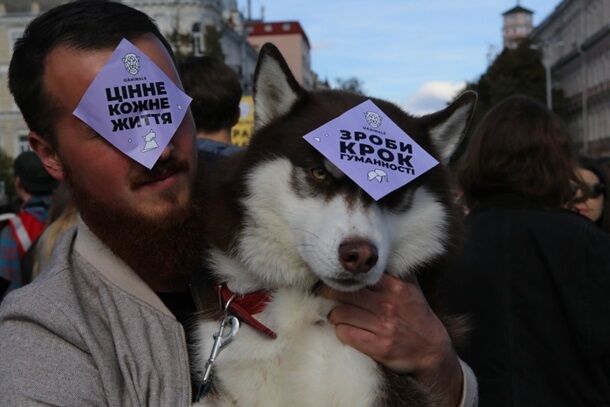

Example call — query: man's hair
[8,0,175,146]
[179,56,242,133]
[458,95,578,210]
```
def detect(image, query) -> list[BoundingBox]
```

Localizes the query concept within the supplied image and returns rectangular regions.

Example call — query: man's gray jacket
[0,220,192,406]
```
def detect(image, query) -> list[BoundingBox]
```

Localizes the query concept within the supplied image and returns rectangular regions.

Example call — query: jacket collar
[73,217,174,317]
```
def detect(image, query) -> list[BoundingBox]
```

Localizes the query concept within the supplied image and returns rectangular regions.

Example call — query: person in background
[444,95,610,406]
[32,182,77,278]
[0,151,57,300]
[570,156,610,232]
[179,56,242,160]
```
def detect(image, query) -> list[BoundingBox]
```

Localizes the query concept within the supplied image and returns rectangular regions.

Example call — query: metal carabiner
[197,293,240,401]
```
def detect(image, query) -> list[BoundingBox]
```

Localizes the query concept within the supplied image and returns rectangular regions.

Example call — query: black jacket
[444,195,610,406]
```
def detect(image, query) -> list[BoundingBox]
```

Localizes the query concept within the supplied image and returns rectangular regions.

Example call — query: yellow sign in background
[231,95,254,147]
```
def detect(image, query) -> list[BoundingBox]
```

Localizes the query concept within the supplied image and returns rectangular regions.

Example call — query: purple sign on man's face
[303,100,439,200]
[73,38,192,169]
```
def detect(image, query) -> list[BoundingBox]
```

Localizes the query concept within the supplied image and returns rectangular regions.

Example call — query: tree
[204,25,225,61]
[467,38,567,127]
[334,77,365,95]
[452,38,568,162]
[164,3,196,63]
[167,29,193,62]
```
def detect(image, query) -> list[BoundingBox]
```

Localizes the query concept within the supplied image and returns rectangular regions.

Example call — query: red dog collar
[217,283,277,339]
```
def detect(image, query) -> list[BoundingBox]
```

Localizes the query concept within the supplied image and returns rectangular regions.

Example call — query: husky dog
[192,43,476,406]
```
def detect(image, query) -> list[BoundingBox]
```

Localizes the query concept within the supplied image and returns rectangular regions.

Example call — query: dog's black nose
[338,239,378,274]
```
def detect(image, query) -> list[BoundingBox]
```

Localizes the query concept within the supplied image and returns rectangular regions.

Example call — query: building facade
[0,1,62,157]
[246,20,313,89]
[122,0,258,94]
[0,0,258,158]
[531,0,610,156]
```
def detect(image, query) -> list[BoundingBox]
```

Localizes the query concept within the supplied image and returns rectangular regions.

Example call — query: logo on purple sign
[303,100,439,200]
[364,111,382,128]
[122,53,140,75]
[73,38,192,169]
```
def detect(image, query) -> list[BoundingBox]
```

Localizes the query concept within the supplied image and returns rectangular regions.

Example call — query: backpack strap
[0,213,32,255]
[18,211,46,245]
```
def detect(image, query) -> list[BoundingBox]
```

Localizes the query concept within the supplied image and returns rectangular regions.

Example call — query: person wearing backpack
[0,151,57,301]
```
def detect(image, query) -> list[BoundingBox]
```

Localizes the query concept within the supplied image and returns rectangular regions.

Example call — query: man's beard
[65,158,205,291]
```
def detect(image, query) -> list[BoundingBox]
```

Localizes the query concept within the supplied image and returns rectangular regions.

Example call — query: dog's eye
[309,167,328,181]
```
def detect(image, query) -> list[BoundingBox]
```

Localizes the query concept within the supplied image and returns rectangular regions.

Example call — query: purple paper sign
[73,38,192,169]
[303,100,439,200]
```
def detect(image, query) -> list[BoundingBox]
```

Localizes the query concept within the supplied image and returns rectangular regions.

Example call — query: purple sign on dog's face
[303,100,439,200]
[73,38,192,169]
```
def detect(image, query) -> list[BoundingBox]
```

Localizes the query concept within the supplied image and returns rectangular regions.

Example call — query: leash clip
[197,293,240,400]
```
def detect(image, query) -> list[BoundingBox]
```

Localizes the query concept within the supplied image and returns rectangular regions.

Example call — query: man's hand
[318,273,463,406]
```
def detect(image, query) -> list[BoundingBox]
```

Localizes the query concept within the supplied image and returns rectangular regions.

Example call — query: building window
[192,23,203,56]
[17,134,31,155]
[264,24,273,32]
[282,23,291,31]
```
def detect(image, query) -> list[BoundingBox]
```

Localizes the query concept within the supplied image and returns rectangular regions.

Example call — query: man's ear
[14,176,23,192]
[29,132,64,180]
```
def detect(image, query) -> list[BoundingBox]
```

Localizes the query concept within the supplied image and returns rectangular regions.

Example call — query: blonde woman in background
[32,183,77,279]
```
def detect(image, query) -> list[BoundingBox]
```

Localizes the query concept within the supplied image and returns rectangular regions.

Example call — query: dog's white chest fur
[194,289,382,406]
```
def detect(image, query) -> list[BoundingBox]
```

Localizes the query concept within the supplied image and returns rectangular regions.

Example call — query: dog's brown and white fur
[192,44,476,406]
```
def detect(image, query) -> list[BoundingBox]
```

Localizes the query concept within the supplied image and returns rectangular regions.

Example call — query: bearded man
[0,2,476,406]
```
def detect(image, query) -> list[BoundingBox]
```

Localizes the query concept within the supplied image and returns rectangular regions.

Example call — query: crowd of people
[0,1,608,406]
[0,151,57,297]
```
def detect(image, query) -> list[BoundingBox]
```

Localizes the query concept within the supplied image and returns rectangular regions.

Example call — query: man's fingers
[334,323,378,352]
[319,273,425,316]
[334,324,402,366]
[328,304,379,333]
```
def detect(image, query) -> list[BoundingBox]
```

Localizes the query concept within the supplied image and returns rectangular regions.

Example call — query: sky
[240,0,562,115]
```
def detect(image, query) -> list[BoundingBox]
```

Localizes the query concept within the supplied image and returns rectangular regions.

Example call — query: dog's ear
[253,43,304,130]
[420,91,477,164]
